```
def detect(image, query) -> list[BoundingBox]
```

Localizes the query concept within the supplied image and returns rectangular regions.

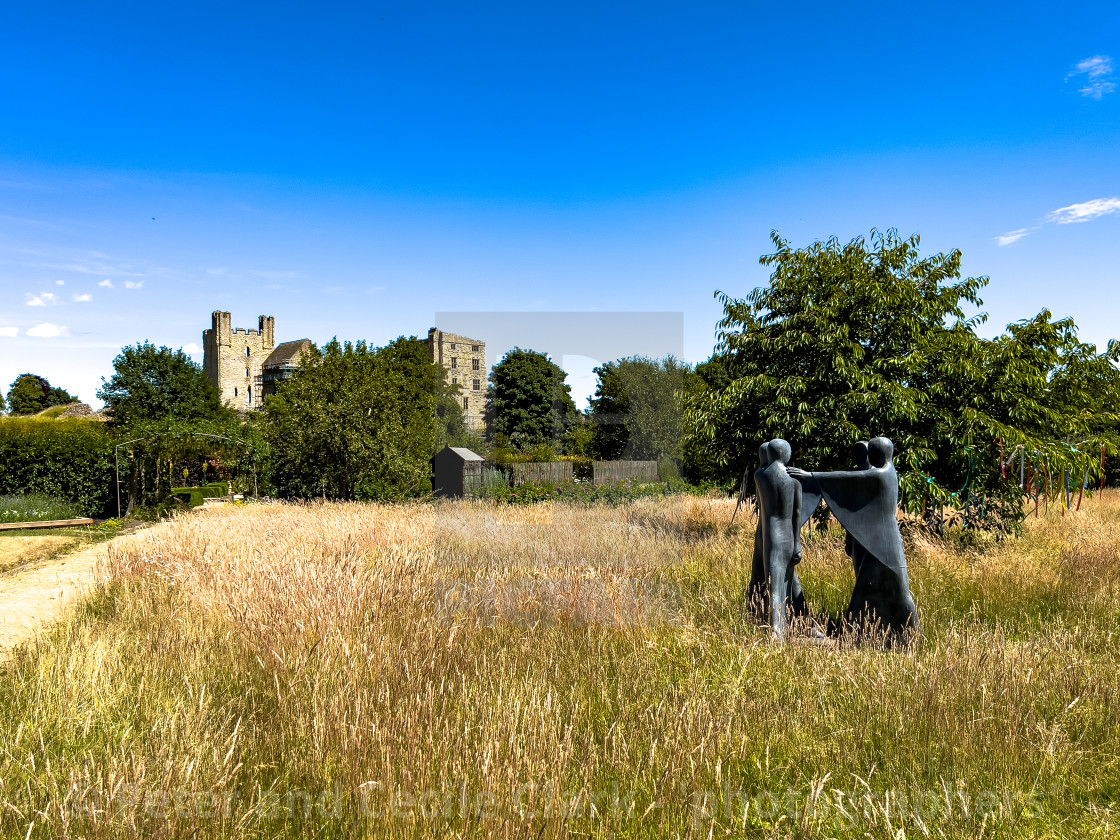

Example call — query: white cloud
[996,228,1032,246]
[73,293,92,302]
[98,278,113,288]
[1046,197,1120,224]
[55,280,64,286]
[27,322,69,338]
[183,342,202,354]
[1069,55,1116,100]
[0,327,17,337]
[124,280,143,289]
[26,292,59,306]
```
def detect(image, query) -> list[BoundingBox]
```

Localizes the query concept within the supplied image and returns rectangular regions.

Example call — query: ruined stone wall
[202,312,275,410]
[202,313,485,421]
[427,328,487,430]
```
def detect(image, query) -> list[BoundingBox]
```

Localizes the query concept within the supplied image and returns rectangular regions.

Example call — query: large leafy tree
[377,335,468,451]
[6,373,78,415]
[687,229,1120,524]
[97,343,228,428]
[487,348,578,449]
[588,356,698,463]
[264,337,447,500]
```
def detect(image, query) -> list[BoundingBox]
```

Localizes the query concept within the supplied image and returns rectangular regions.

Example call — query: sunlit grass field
[1,492,1118,838]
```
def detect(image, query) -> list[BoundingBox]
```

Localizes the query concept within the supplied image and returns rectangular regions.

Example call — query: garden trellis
[114,431,259,517]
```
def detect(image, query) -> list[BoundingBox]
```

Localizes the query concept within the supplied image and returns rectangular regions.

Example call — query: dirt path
[0,540,108,657]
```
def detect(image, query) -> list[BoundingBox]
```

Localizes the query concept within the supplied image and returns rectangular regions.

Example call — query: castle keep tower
[203,311,275,409]
[427,328,486,430]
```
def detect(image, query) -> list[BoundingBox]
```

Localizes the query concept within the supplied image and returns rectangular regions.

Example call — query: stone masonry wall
[203,311,275,410]
[203,313,486,422]
[427,328,487,430]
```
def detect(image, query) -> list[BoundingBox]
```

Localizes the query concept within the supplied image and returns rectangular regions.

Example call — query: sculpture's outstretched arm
[791,481,803,560]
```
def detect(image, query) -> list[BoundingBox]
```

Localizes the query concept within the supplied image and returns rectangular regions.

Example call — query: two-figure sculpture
[750,436,920,640]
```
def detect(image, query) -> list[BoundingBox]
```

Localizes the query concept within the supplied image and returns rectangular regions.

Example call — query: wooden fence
[509,462,573,486]
[592,460,659,486]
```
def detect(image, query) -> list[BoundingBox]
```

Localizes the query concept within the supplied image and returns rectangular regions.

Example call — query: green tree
[378,336,468,451]
[687,229,1119,525]
[8,374,51,415]
[264,337,445,500]
[487,348,578,450]
[46,387,78,408]
[97,342,228,428]
[6,374,78,415]
[589,356,697,463]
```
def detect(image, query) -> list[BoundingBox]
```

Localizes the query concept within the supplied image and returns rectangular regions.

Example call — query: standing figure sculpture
[790,437,919,636]
[844,441,871,577]
[749,439,806,639]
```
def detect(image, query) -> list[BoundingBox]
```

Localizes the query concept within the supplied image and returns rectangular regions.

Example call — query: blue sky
[2,1,1118,408]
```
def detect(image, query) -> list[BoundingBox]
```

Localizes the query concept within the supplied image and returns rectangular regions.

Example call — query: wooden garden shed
[431,446,486,498]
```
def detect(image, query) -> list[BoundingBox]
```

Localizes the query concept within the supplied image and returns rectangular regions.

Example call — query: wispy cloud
[251,269,302,280]
[98,278,113,288]
[73,293,92,302]
[27,322,69,338]
[1047,197,1120,224]
[55,280,65,286]
[1068,55,1115,100]
[996,228,1033,246]
[47,261,144,276]
[0,327,17,338]
[124,280,143,289]
[998,197,1120,245]
[26,292,60,306]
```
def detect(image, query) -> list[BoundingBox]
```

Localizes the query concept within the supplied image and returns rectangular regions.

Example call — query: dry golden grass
[1,492,1118,838]
[0,534,78,573]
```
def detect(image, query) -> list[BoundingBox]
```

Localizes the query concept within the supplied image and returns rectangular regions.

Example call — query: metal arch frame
[114,432,259,518]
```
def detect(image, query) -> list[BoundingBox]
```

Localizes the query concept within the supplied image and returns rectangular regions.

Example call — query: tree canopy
[687,229,1120,525]
[487,348,578,449]
[588,356,697,463]
[97,343,228,428]
[5,373,78,416]
[264,336,450,500]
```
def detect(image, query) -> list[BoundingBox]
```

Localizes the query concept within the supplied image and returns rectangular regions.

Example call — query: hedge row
[170,482,230,507]
[479,478,709,506]
[0,419,115,517]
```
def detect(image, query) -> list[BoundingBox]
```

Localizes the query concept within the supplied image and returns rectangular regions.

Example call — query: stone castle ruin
[426,328,486,430]
[203,312,486,429]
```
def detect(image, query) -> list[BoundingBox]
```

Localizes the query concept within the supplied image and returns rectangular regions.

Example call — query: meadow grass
[0,494,83,525]
[0,522,124,574]
[0,493,1118,838]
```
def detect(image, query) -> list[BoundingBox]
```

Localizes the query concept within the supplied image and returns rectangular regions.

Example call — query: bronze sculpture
[749,439,807,638]
[789,437,920,636]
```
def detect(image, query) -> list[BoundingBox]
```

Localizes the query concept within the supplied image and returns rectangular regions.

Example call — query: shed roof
[444,446,485,461]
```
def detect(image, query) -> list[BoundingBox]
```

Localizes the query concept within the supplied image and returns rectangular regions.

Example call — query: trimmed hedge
[170,482,230,507]
[0,419,114,517]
